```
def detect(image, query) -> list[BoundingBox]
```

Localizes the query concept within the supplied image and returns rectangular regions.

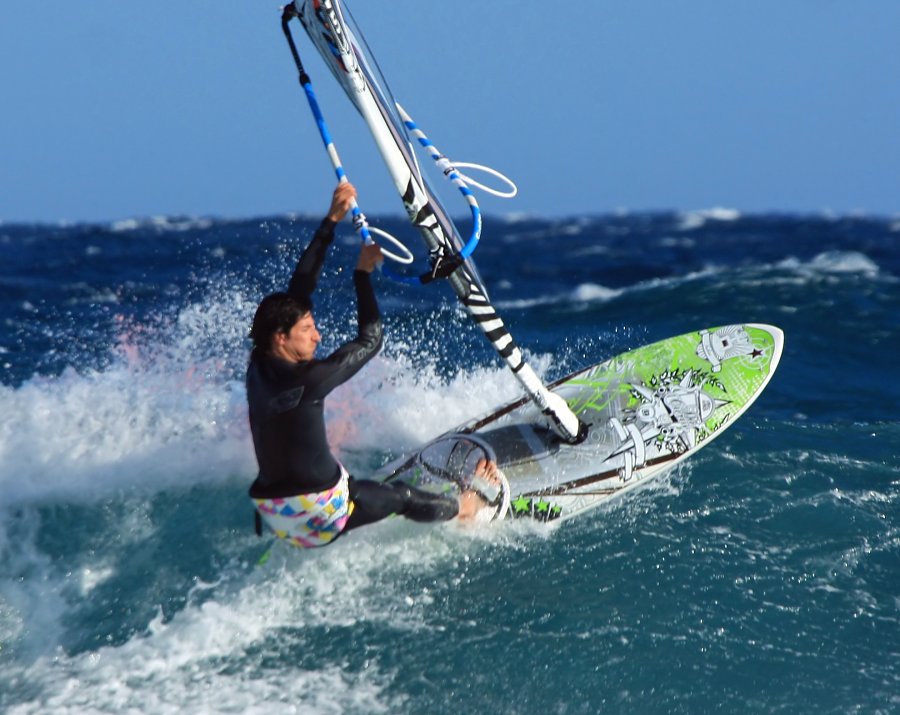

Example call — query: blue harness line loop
[281,6,418,284]
[396,105,481,260]
[397,104,519,260]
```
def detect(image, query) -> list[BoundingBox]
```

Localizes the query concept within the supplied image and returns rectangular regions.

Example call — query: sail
[290,0,585,444]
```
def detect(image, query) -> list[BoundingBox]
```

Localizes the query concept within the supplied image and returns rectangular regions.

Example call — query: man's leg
[344,478,459,532]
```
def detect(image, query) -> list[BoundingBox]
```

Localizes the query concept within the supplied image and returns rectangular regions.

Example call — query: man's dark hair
[250,292,313,353]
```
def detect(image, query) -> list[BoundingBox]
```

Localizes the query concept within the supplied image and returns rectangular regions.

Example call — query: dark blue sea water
[1,208,898,714]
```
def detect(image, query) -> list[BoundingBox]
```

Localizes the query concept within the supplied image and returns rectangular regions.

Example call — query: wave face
[1,211,898,714]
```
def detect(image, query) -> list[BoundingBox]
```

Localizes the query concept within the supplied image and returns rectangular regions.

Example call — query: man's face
[276,312,320,362]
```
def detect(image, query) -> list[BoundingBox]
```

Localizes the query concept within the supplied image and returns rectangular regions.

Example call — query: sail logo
[314,0,351,58]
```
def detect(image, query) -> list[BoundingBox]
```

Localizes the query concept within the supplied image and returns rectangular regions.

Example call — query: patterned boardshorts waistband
[252,465,354,548]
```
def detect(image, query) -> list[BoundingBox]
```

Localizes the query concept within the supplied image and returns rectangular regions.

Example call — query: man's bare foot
[457,459,502,522]
[457,490,486,521]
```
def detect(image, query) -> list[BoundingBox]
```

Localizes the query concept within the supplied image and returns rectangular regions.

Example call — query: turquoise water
[1,211,898,713]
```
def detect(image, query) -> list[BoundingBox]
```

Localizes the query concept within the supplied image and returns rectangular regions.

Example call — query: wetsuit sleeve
[287,217,337,300]
[301,269,383,399]
[353,268,380,334]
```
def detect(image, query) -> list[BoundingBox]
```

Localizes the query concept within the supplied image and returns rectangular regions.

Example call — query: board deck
[376,324,784,523]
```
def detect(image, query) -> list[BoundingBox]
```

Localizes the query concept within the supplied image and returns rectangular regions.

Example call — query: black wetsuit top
[247,218,383,499]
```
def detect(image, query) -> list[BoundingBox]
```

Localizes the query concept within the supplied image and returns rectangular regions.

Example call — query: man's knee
[395,483,459,522]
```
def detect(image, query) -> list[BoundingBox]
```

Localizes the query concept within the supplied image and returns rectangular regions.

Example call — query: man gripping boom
[247,182,495,548]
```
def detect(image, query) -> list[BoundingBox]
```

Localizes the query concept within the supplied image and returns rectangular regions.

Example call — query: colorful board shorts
[252,465,355,548]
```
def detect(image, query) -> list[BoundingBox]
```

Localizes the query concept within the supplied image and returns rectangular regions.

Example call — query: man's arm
[300,243,384,399]
[286,183,357,301]
[352,243,384,346]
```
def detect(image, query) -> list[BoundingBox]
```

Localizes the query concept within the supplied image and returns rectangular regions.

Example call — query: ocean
[1,208,898,714]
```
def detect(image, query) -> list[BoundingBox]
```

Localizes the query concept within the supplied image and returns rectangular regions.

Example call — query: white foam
[63,282,120,305]
[2,515,514,715]
[677,207,742,231]
[495,283,621,310]
[0,360,255,509]
[326,347,544,466]
[500,211,537,224]
[806,251,880,275]
[0,288,263,508]
[4,592,398,714]
[495,265,722,311]
[657,236,696,248]
[0,513,69,664]
[570,283,624,303]
[109,216,215,234]
[776,251,884,281]
[0,282,562,508]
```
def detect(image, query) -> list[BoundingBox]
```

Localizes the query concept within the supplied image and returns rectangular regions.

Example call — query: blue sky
[2,1,898,223]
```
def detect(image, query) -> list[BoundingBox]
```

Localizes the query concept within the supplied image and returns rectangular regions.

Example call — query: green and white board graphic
[377,324,784,523]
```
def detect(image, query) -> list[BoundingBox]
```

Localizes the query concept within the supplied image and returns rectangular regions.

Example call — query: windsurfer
[246,182,495,547]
